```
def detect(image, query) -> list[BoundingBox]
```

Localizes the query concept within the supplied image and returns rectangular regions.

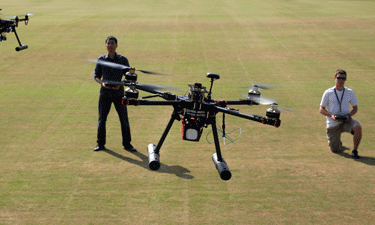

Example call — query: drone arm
[214,106,281,127]
[141,94,160,99]
[122,97,187,107]
[217,99,258,107]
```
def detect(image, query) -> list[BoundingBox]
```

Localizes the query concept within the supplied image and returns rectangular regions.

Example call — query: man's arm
[95,77,106,87]
[350,105,358,117]
[320,106,336,121]
[95,77,120,90]
[94,60,113,89]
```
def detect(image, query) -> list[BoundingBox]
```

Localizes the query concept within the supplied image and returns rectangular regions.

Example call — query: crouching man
[319,69,362,159]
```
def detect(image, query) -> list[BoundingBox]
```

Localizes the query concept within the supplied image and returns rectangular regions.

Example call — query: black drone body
[90,60,282,180]
[0,9,31,51]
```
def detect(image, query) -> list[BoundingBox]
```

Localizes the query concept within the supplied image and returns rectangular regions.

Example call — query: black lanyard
[334,88,345,113]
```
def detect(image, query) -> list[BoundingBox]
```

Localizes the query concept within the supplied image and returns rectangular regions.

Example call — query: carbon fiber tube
[214,106,281,127]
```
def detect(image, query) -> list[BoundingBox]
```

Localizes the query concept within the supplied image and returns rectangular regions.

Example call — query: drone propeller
[249,96,277,105]
[242,94,297,113]
[271,104,297,113]
[86,59,169,76]
[255,99,297,113]
[101,80,181,93]
[241,82,277,90]
[6,14,33,19]
[137,83,183,92]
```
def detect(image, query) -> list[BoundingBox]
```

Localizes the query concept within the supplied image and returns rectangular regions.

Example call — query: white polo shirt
[320,86,359,128]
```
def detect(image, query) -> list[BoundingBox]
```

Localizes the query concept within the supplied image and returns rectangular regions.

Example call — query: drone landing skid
[146,108,232,181]
[13,28,28,51]
[147,109,181,171]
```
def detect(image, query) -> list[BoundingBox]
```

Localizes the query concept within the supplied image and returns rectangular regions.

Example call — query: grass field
[1,0,375,224]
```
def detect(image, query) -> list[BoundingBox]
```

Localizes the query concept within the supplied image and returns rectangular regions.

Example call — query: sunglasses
[336,77,346,80]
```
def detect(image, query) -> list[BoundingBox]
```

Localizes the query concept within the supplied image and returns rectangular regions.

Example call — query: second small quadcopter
[0,8,31,51]
[90,59,284,180]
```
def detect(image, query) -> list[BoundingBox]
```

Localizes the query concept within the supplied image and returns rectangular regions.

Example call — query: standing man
[94,36,136,152]
[320,69,362,158]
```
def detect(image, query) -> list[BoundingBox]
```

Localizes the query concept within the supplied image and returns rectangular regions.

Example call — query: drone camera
[212,153,231,181]
[147,144,160,171]
[181,109,206,142]
[181,117,204,141]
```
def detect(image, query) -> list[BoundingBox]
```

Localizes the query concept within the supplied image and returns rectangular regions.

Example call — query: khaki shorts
[326,118,360,152]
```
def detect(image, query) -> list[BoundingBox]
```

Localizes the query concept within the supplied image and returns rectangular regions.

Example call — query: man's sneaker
[94,145,106,151]
[352,150,360,159]
[124,144,137,152]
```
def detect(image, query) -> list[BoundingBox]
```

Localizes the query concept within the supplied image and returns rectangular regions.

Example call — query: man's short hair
[335,69,347,77]
[105,36,118,44]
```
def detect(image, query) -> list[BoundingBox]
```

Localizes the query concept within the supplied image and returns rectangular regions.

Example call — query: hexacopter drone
[89,59,284,180]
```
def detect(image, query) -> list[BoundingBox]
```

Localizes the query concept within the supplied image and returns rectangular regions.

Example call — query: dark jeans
[97,95,131,147]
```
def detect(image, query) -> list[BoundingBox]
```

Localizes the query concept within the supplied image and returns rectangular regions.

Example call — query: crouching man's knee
[351,123,362,135]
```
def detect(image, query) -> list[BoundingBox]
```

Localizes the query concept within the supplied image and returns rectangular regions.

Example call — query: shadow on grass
[335,146,375,166]
[102,149,194,179]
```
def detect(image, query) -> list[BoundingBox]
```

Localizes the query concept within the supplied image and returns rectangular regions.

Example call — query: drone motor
[125,68,137,81]
[124,68,139,99]
[266,104,281,119]
[247,85,261,102]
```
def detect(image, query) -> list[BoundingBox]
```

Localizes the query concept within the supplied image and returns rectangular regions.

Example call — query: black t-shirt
[94,53,130,97]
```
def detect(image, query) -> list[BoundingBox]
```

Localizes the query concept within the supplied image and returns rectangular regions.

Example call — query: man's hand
[101,82,108,88]
[96,78,121,90]
[320,106,334,118]
[102,82,121,90]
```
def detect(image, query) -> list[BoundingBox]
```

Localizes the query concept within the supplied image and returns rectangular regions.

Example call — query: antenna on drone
[206,72,220,101]
[206,109,242,145]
